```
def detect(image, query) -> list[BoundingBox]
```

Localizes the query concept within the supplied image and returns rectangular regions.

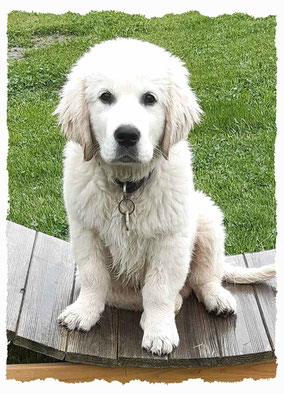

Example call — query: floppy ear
[161,58,203,158]
[53,73,95,161]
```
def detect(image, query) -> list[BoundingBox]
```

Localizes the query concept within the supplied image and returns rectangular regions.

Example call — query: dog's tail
[223,263,276,284]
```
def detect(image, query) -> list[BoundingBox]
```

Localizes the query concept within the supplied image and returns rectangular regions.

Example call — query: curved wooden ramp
[7,221,276,368]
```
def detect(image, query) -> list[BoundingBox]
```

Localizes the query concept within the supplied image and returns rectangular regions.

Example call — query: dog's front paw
[142,320,179,355]
[58,300,103,331]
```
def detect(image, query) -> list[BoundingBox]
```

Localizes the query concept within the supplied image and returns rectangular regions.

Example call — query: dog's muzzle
[113,125,141,163]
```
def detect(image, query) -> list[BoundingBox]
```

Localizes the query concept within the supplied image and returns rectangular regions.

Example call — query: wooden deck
[6,220,277,368]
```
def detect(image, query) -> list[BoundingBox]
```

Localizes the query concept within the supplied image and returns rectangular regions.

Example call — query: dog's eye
[99,91,113,104]
[143,92,157,106]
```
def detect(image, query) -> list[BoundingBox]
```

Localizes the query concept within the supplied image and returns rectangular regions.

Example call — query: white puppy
[55,38,275,355]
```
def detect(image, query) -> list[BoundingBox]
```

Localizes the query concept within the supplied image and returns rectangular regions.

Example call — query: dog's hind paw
[203,287,237,316]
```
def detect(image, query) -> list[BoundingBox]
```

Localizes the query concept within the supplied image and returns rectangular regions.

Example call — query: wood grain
[244,250,276,349]
[169,293,221,367]
[117,309,168,367]
[65,277,118,367]
[6,221,36,340]
[217,254,274,364]
[13,231,75,360]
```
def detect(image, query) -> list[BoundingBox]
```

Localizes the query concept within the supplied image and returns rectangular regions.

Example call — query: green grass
[7,10,276,363]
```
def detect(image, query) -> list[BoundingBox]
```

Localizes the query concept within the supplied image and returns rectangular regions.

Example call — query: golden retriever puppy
[55,38,275,355]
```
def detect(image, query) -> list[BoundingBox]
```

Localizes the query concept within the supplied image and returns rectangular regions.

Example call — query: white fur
[55,38,275,355]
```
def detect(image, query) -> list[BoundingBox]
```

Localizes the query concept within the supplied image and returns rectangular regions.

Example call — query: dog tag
[118,192,135,235]
[125,211,130,235]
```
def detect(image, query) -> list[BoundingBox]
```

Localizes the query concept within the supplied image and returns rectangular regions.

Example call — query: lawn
[7,10,277,363]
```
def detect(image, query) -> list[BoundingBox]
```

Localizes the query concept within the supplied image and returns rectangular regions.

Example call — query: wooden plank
[65,278,118,367]
[6,218,276,368]
[118,309,168,367]
[6,221,36,340]
[13,231,75,360]
[6,360,277,383]
[215,254,274,364]
[168,293,221,367]
[244,250,276,350]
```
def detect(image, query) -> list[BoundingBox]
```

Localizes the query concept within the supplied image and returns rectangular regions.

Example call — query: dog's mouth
[118,156,138,163]
[112,155,139,164]
[112,147,140,164]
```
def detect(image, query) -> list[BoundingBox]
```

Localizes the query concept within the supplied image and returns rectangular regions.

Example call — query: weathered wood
[7,220,276,368]
[169,293,221,367]
[65,278,118,367]
[6,221,36,340]
[217,254,274,364]
[244,250,276,350]
[117,309,168,367]
[169,254,275,367]
[13,231,75,360]
[6,360,277,383]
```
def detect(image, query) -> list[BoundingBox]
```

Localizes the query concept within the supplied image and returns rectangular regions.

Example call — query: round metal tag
[118,198,135,215]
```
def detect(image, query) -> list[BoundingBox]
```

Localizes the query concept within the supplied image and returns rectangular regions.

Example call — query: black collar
[115,171,153,194]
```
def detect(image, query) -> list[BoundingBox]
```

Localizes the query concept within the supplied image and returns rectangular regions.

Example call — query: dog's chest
[78,188,155,283]
[70,161,195,281]
[80,178,190,239]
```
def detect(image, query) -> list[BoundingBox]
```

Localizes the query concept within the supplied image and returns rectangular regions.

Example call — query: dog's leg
[58,219,110,331]
[106,281,143,311]
[106,282,183,312]
[188,192,237,316]
[141,232,193,355]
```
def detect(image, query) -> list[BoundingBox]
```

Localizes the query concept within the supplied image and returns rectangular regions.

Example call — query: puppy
[55,38,275,355]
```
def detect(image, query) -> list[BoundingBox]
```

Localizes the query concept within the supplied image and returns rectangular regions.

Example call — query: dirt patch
[8,34,72,60]
[8,47,25,60]
[33,34,72,48]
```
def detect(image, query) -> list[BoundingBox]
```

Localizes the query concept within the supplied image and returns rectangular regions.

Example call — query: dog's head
[54,38,202,164]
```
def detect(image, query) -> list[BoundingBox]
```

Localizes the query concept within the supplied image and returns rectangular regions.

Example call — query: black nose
[114,125,140,147]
